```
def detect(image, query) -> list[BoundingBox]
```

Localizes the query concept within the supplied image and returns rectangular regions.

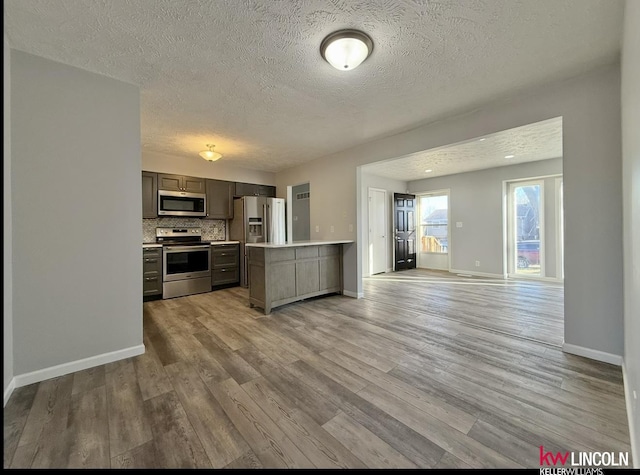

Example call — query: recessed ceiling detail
[363,117,563,181]
[4,1,622,172]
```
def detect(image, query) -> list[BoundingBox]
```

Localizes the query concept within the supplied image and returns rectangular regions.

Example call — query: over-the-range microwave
[158,190,206,217]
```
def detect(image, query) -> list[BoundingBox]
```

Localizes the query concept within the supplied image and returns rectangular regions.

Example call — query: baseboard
[343,290,364,299]
[4,377,16,408]
[449,268,506,279]
[13,344,146,389]
[386,268,392,273]
[562,342,622,366]
[622,362,639,468]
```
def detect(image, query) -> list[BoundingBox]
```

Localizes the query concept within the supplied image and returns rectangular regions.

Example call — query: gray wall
[361,173,407,276]
[408,158,562,277]
[143,149,276,185]
[4,36,13,400]
[292,183,310,241]
[11,51,143,376]
[276,63,623,358]
[622,0,640,462]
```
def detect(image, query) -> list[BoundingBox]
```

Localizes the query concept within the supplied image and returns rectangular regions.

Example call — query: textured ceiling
[364,116,562,181]
[4,0,623,172]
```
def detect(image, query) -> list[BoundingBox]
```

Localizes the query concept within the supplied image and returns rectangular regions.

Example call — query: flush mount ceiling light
[320,29,373,71]
[199,144,222,162]
[505,154,515,159]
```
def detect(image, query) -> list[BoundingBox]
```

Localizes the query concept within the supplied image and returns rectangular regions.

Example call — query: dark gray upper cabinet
[234,182,276,197]
[158,173,205,193]
[206,179,234,219]
[142,171,157,218]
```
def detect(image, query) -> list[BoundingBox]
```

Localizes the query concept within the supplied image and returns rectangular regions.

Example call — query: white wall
[11,51,143,379]
[621,0,640,464]
[408,158,562,278]
[276,63,623,359]
[143,149,276,185]
[4,35,14,403]
[361,173,407,276]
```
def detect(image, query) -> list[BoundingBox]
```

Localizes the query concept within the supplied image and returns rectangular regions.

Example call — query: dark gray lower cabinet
[143,247,162,298]
[248,244,343,314]
[211,244,239,287]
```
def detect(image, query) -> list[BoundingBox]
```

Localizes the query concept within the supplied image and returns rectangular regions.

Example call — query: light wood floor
[4,270,631,468]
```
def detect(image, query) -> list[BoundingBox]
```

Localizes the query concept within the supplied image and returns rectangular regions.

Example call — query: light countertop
[142,243,162,248]
[245,240,353,248]
[208,240,240,245]
[143,241,238,247]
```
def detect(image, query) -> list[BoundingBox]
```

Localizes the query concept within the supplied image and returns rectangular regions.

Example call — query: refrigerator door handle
[263,203,269,243]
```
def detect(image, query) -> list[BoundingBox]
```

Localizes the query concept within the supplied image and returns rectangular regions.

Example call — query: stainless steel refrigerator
[229,196,286,287]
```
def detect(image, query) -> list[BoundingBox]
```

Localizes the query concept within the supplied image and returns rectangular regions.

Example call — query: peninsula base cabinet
[248,244,342,314]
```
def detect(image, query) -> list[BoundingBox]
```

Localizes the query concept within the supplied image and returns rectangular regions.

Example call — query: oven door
[163,245,211,282]
[158,190,206,217]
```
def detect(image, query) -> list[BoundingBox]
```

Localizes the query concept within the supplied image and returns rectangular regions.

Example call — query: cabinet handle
[144,258,158,263]
[145,277,158,281]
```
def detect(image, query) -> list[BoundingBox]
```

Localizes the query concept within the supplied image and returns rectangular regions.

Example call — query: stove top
[155,227,204,245]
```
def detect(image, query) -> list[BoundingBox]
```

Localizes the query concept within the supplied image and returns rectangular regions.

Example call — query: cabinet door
[157,173,183,191]
[234,182,259,197]
[206,179,234,219]
[183,176,206,193]
[258,185,276,197]
[142,171,157,218]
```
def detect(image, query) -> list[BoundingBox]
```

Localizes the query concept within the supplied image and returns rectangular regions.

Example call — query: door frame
[367,187,388,276]
[286,181,310,244]
[556,177,564,280]
[415,189,451,272]
[506,178,546,278]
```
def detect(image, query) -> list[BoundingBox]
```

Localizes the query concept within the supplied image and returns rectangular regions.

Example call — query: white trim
[562,342,622,366]
[622,362,639,468]
[507,273,563,283]
[555,177,564,280]
[386,267,393,273]
[343,290,364,299]
[414,189,451,272]
[4,377,16,407]
[449,268,506,279]
[13,344,145,388]
[368,187,388,276]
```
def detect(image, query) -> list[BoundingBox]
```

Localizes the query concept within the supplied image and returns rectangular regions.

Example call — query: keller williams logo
[539,446,629,467]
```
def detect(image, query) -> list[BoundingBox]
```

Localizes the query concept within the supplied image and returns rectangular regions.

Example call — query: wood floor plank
[197,314,251,351]
[110,440,159,469]
[164,361,250,468]
[193,331,261,384]
[467,419,541,467]
[322,412,418,469]
[435,452,474,469]
[105,361,153,457]
[3,384,38,468]
[71,366,106,396]
[144,391,212,468]
[66,386,110,468]
[223,449,263,469]
[134,335,174,400]
[209,377,314,468]
[241,377,367,469]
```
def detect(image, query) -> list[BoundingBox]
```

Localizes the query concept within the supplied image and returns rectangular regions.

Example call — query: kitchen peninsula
[246,240,353,314]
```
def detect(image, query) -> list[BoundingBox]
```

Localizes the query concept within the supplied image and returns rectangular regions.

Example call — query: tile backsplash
[143,218,226,243]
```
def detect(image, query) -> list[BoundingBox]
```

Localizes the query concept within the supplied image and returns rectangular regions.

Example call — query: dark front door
[394,193,417,271]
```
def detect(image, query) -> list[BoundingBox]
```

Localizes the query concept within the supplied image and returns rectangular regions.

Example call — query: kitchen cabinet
[142,171,157,218]
[143,247,162,298]
[211,244,239,287]
[158,173,205,193]
[234,182,276,198]
[206,179,234,219]
[247,243,343,314]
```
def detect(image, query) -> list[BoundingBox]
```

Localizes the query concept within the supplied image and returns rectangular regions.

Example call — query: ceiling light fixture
[320,29,373,71]
[425,169,433,173]
[479,138,486,142]
[505,154,515,159]
[199,144,222,162]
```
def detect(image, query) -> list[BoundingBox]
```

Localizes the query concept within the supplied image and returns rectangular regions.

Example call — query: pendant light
[199,144,222,162]
[320,29,373,71]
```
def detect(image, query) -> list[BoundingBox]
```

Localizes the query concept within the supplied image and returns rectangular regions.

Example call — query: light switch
[456,222,463,228]
[330,225,335,233]
[315,225,320,233]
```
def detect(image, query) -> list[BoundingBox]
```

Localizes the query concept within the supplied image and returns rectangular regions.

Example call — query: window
[419,194,448,253]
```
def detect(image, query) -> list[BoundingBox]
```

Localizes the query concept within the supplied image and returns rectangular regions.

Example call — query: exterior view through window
[512,182,542,275]
[419,194,448,253]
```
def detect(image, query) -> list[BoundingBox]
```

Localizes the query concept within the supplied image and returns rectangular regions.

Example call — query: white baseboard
[622,362,639,468]
[386,268,392,273]
[449,268,506,279]
[13,344,145,389]
[4,377,16,408]
[343,290,364,299]
[562,342,622,366]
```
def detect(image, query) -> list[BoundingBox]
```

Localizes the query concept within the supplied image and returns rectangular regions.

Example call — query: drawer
[212,244,238,254]
[296,246,319,260]
[143,256,161,274]
[212,267,239,285]
[213,252,238,268]
[319,245,340,257]
[143,275,162,296]
[143,247,161,258]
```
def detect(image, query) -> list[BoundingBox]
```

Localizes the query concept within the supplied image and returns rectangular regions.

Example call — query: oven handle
[164,245,211,252]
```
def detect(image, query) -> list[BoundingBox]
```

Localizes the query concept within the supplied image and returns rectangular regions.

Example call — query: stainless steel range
[157,227,211,299]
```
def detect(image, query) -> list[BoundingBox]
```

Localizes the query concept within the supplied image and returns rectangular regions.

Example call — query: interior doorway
[368,188,387,275]
[288,182,310,242]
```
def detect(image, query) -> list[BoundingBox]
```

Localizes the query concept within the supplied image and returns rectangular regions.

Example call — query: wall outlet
[315,225,319,233]
[475,260,480,267]
[330,225,335,233]
[456,222,463,228]
[349,224,353,232]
